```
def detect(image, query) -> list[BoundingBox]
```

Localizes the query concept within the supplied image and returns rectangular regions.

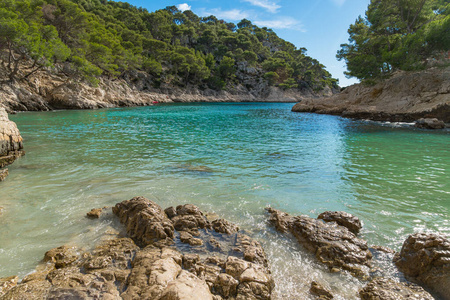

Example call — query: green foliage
[0,0,337,91]
[338,0,450,81]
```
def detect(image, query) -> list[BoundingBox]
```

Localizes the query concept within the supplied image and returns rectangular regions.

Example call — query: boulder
[0,108,24,180]
[86,208,104,218]
[415,118,446,129]
[359,277,434,300]
[266,207,372,277]
[317,211,362,235]
[112,196,175,247]
[394,233,450,300]
[310,281,333,299]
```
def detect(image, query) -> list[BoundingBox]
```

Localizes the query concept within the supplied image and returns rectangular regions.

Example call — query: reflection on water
[1,103,449,299]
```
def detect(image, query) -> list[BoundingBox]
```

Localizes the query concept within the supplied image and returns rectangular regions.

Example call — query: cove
[1,103,449,298]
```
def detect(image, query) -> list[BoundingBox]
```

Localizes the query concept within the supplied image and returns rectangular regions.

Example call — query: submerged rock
[0,108,24,181]
[359,277,434,300]
[266,207,372,277]
[394,233,450,300]
[86,208,104,219]
[414,118,446,129]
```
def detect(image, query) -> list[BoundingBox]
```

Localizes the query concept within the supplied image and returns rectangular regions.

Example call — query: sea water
[1,103,449,299]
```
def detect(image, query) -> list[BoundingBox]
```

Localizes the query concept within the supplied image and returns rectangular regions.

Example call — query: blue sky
[126,0,371,87]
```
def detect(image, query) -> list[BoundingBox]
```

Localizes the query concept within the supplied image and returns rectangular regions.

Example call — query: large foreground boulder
[266,207,372,277]
[0,108,24,180]
[1,196,274,299]
[394,233,450,300]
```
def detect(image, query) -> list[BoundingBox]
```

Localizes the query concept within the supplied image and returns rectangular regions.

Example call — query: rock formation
[265,207,372,277]
[359,277,434,300]
[317,211,362,235]
[1,196,274,299]
[292,66,450,123]
[0,108,24,181]
[414,118,446,129]
[394,233,450,300]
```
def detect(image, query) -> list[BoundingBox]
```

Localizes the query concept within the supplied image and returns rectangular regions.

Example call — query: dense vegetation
[0,0,338,92]
[338,0,450,81]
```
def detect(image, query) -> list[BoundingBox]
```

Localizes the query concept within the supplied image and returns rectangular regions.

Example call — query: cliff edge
[292,67,450,123]
[0,108,24,181]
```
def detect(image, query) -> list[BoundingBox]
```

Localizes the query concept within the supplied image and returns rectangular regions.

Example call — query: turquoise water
[1,103,449,298]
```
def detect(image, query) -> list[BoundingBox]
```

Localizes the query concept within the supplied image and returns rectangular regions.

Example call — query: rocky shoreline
[292,67,450,125]
[0,108,24,181]
[1,196,448,299]
[0,68,335,113]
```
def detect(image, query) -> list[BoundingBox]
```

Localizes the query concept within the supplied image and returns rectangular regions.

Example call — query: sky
[125,0,371,87]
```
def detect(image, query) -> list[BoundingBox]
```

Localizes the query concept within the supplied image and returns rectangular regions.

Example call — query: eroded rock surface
[0,108,24,181]
[414,118,446,129]
[359,277,434,300]
[266,207,372,277]
[3,196,273,299]
[317,211,362,235]
[394,233,450,300]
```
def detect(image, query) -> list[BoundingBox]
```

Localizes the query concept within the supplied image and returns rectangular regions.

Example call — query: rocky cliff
[0,108,24,181]
[0,67,335,113]
[292,67,450,123]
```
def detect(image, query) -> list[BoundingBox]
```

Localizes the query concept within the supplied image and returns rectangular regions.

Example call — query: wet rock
[415,118,445,129]
[112,196,174,247]
[235,234,268,267]
[370,245,395,254]
[359,277,434,300]
[318,211,362,235]
[212,219,239,235]
[1,279,52,300]
[44,245,79,269]
[394,233,450,300]
[179,231,203,246]
[214,273,239,298]
[0,108,25,180]
[310,281,333,299]
[0,169,8,181]
[159,270,214,300]
[86,208,103,219]
[172,204,211,232]
[0,276,19,297]
[165,206,177,219]
[266,207,372,277]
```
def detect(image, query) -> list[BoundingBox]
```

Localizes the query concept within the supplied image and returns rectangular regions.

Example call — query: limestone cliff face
[0,108,24,180]
[292,67,450,122]
[0,68,335,113]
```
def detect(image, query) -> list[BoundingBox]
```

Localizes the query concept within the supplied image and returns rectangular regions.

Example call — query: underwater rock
[86,208,104,219]
[394,232,450,300]
[359,277,434,300]
[317,211,362,235]
[266,207,372,277]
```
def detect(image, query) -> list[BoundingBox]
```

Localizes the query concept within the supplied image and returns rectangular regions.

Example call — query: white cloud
[243,0,281,13]
[177,3,192,12]
[330,0,346,6]
[254,17,305,31]
[201,8,251,21]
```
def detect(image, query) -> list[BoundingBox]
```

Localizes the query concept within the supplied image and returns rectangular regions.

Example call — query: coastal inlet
[1,103,449,298]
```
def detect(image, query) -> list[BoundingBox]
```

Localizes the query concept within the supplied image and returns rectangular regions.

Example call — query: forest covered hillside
[0,0,338,102]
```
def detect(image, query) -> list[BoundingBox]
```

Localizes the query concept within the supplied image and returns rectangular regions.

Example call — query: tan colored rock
[44,245,79,269]
[212,219,239,235]
[112,196,174,247]
[0,276,19,297]
[359,277,434,300]
[86,208,103,218]
[266,207,372,277]
[159,270,213,300]
[310,281,334,299]
[394,233,450,300]
[318,211,362,235]
[292,66,450,122]
[0,108,24,180]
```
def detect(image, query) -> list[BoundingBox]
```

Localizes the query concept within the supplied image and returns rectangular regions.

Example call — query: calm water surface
[1,103,449,299]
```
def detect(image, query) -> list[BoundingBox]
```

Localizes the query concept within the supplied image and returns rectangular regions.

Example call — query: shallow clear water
[1,103,449,298]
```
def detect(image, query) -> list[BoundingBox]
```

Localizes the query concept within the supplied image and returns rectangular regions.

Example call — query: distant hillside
[0,0,339,111]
